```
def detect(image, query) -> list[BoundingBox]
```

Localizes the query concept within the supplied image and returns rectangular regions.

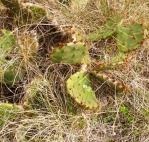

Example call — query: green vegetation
[0,29,15,59]
[0,0,148,141]
[86,15,122,41]
[67,71,98,110]
[0,103,23,128]
[50,42,88,64]
[117,23,144,52]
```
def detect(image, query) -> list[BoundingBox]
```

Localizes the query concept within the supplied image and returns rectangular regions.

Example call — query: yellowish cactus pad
[66,71,98,110]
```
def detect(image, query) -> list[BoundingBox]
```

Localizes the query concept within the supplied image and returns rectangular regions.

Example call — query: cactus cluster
[86,16,144,70]
[64,16,144,110]
[0,1,145,111]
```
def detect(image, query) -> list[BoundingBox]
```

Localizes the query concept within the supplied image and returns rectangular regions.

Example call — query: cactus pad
[1,1,47,24]
[91,71,128,92]
[4,69,20,85]
[66,71,98,110]
[50,42,89,64]
[117,23,144,52]
[1,0,20,13]
[21,3,47,23]
[0,102,23,127]
[98,52,126,70]
[2,63,20,85]
[29,5,46,22]
[86,15,122,41]
[0,30,15,59]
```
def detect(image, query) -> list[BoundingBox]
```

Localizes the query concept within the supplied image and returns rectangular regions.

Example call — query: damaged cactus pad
[91,71,128,92]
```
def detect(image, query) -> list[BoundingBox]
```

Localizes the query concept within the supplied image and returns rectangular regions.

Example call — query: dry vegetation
[0,0,149,141]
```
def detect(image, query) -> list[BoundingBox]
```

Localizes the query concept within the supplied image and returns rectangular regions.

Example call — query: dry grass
[0,0,149,141]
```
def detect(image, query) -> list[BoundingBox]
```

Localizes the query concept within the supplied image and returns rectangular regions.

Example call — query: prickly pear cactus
[1,0,47,24]
[97,23,144,70]
[0,29,20,85]
[0,102,23,128]
[1,0,20,14]
[98,52,126,70]
[0,29,15,59]
[116,23,144,52]
[1,62,20,85]
[91,71,128,92]
[28,5,47,22]
[86,15,122,41]
[66,71,98,110]
[17,3,47,24]
[50,42,89,64]
[4,69,20,85]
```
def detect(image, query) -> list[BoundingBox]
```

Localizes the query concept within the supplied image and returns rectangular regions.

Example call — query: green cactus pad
[1,1,47,24]
[50,42,89,64]
[98,52,126,70]
[86,15,122,41]
[1,0,20,13]
[91,71,128,92]
[19,4,47,24]
[0,103,23,128]
[0,29,20,85]
[117,23,144,52]
[66,71,98,110]
[0,30,15,59]
[4,69,20,85]
[0,63,20,85]
[28,5,46,22]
